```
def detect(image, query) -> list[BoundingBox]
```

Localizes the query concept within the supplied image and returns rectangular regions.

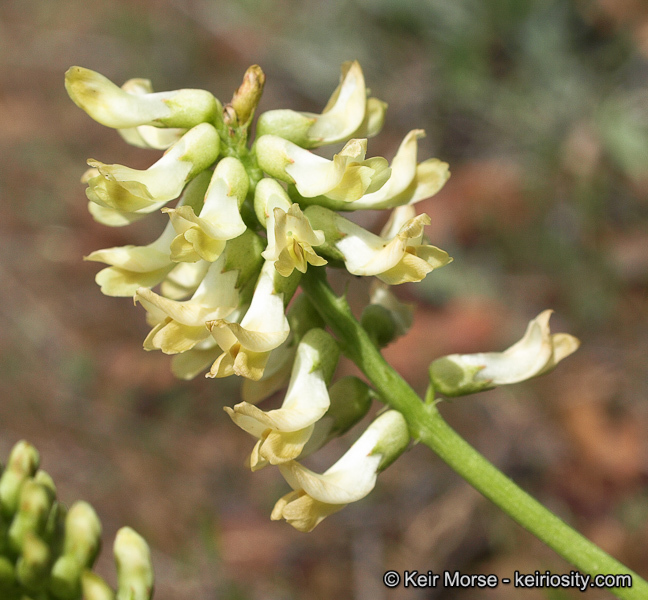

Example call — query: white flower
[255,136,390,202]
[86,123,220,214]
[347,129,450,210]
[271,410,409,532]
[207,260,297,380]
[224,329,339,470]
[428,310,581,396]
[164,157,248,262]
[256,61,386,148]
[65,66,219,129]
[305,204,451,284]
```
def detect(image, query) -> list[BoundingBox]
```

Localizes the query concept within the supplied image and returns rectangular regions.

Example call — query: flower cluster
[0,440,154,600]
[67,62,578,531]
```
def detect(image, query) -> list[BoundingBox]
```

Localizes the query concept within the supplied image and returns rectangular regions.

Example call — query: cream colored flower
[271,410,409,532]
[347,130,450,210]
[117,79,186,149]
[255,136,390,202]
[224,329,339,470]
[256,178,326,276]
[428,310,581,396]
[240,293,326,404]
[164,157,248,262]
[305,204,451,284]
[256,61,386,148]
[86,123,220,214]
[86,222,176,298]
[84,172,209,297]
[207,260,298,380]
[134,230,265,355]
[136,255,241,355]
[65,66,219,129]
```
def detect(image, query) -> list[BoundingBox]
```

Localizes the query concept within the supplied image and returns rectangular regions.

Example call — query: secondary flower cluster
[0,441,153,600]
[66,62,579,531]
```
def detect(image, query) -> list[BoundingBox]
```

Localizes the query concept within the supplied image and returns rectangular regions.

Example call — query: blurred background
[1,0,648,598]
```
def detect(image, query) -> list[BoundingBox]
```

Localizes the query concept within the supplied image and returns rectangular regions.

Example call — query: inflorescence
[65,62,579,532]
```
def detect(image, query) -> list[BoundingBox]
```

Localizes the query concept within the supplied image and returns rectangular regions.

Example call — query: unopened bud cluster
[0,441,153,600]
[66,61,579,531]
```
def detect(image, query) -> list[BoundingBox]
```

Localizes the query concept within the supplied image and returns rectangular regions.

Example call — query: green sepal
[299,328,340,385]
[428,357,494,397]
[301,205,346,262]
[256,110,316,147]
[361,304,397,348]
[370,411,410,472]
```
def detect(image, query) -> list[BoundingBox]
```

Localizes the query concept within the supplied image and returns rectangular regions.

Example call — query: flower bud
[361,282,414,347]
[0,441,40,519]
[62,501,102,568]
[114,527,153,600]
[82,571,116,600]
[8,480,55,553]
[0,556,16,592]
[231,65,265,126]
[15,532,50,591]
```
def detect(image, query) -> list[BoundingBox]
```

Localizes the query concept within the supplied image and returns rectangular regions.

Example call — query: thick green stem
[301,267,647,600]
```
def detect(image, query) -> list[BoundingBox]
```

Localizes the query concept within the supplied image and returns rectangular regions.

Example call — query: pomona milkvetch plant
[65,62,646,598]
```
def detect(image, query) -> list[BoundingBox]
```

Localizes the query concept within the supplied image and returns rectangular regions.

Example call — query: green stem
[301,267,647,600]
